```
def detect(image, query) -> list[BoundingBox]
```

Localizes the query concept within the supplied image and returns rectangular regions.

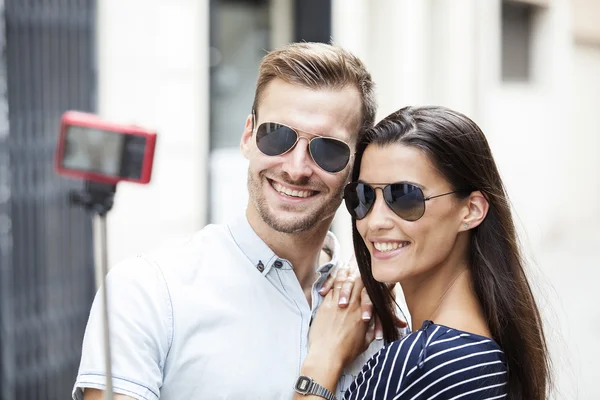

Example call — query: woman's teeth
[273,182,312,198]
[373,242,409,252]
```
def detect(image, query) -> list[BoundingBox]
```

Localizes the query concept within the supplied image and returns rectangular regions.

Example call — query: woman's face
[356,143,467,284]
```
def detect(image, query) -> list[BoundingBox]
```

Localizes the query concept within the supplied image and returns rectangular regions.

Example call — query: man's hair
[252,42,376,139]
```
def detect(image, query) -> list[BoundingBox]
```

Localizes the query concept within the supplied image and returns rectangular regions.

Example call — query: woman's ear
[461,191,489,231]
[240,114,254,160]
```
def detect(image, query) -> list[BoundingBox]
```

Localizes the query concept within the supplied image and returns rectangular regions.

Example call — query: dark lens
[309,138,350,173]
[344,182,375,220]
[256,123,298,156]
[385,184,425,221]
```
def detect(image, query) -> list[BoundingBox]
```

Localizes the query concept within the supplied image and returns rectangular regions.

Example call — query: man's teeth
[373,242,409,252]
[273,182,312,198]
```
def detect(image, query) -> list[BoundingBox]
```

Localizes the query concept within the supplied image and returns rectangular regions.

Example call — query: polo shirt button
[274,260,283,268]
[257,261,265,272]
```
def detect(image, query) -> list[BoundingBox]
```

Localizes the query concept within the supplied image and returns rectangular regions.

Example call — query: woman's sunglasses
[344,182,467,221]
[253,116,351,174]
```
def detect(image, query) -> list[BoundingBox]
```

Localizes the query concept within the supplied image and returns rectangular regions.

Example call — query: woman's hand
[293,266,375,400]
[320,258,407,340]
[308,274,375,372]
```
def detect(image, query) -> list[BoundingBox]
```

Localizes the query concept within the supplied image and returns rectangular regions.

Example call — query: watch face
[295,376,312,394]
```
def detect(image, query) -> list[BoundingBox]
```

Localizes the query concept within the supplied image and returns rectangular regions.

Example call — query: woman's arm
[292,355,344,400]
[293,275,374,400]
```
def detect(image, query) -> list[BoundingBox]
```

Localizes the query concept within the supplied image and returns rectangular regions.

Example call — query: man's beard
[247,170,345,234]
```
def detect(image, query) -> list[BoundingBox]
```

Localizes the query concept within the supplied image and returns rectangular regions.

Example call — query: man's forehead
[257,80,362,140]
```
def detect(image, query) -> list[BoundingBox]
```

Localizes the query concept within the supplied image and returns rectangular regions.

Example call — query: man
[74,42,380,400]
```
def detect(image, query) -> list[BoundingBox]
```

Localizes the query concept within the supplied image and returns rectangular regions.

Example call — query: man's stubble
[247,169,346,234]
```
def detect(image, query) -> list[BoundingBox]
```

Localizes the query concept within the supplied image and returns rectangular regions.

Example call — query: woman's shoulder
[393,320,505,360]
[377,320,506,375]
[344,321,508,400]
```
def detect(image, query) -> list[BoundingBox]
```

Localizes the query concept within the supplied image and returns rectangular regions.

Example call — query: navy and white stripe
[344,320,508,399]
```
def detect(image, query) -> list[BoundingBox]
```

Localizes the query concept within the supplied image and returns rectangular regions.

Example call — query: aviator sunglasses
[344,182,468,221]
[252,111,352,174]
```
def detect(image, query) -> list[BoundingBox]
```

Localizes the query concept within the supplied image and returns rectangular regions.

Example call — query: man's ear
[461,191,489,231]
[240,114,254,160]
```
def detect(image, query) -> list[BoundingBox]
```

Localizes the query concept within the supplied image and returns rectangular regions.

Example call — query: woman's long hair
[352,106,550,400]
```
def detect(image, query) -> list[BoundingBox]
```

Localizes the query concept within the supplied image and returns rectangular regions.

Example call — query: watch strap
[308,380,336,400]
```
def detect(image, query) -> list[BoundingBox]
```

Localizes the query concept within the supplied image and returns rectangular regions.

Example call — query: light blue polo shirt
[73,215,383,400]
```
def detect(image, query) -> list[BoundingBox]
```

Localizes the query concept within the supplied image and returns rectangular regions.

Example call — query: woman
[295,106,550,399]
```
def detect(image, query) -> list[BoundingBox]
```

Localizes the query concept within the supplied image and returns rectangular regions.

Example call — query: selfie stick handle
[69,181,116,400]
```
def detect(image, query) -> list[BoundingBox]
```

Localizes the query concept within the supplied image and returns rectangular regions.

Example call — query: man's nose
[281,137,314,181]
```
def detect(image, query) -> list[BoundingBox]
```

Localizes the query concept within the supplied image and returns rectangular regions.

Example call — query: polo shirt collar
[227,215,340,278]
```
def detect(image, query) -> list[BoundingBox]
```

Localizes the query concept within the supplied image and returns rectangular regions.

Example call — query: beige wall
[97,0,210,266]
[572,0,600,45]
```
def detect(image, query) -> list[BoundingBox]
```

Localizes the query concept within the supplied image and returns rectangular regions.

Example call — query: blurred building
[93,0,600,398]
[0,1,97,399]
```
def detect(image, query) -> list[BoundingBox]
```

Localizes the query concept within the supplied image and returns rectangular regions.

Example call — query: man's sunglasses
[344,182,468,221]
[253,115,351,174]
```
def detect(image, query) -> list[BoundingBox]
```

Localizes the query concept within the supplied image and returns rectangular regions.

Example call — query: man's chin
[265,216,315,234]
[259,208,321,234]
[251,190,340,234]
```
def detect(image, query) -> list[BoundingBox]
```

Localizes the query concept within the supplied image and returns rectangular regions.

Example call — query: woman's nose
[367,189,394,231]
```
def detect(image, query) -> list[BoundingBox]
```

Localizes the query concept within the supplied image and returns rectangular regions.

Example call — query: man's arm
[73,255,171,400]
[83,388,135,400]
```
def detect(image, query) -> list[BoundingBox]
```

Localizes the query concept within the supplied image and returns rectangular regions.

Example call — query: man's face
[241,78,362,234]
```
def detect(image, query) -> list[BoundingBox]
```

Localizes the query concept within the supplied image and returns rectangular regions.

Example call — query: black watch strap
[294,375,337,400]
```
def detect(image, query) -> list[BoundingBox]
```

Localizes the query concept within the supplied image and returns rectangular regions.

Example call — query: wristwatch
[294,375,337,400]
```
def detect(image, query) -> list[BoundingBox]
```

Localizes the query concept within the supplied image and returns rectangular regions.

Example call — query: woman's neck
[402,262,491,338]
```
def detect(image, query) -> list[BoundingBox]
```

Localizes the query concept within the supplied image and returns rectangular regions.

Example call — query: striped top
[343,320,508,400]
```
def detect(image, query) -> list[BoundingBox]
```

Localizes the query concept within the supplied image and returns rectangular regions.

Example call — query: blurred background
[0,0,598,399]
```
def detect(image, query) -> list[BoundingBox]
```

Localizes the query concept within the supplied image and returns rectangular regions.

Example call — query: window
[501,0,537,82]
[209,0,271,150]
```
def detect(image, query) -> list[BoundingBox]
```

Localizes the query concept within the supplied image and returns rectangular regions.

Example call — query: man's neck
[246,208,333,293]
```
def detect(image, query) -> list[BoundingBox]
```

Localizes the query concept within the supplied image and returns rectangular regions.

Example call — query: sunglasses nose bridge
[361,186,386,215]
[280,135,314,179]
[296,135,327,171]
[371,186,389,210]
[364,187,395,229]
[296,135,311,148]
[288,134,313,156]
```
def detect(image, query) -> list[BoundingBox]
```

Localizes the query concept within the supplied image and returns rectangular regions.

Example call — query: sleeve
[343,333,423,400]
[72,255,173,400]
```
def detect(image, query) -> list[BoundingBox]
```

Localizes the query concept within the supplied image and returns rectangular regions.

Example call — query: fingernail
[375,331,383,340]
[362,311,371,321]
[339,297,348,305]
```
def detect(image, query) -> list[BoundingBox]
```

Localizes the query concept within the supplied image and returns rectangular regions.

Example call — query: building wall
[97,0,210,266]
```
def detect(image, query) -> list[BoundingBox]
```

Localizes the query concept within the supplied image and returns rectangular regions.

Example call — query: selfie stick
[70,180,116,400]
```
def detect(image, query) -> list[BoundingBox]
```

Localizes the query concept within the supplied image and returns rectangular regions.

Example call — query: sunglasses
[344,182,467,221]
[253,116,352,174]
